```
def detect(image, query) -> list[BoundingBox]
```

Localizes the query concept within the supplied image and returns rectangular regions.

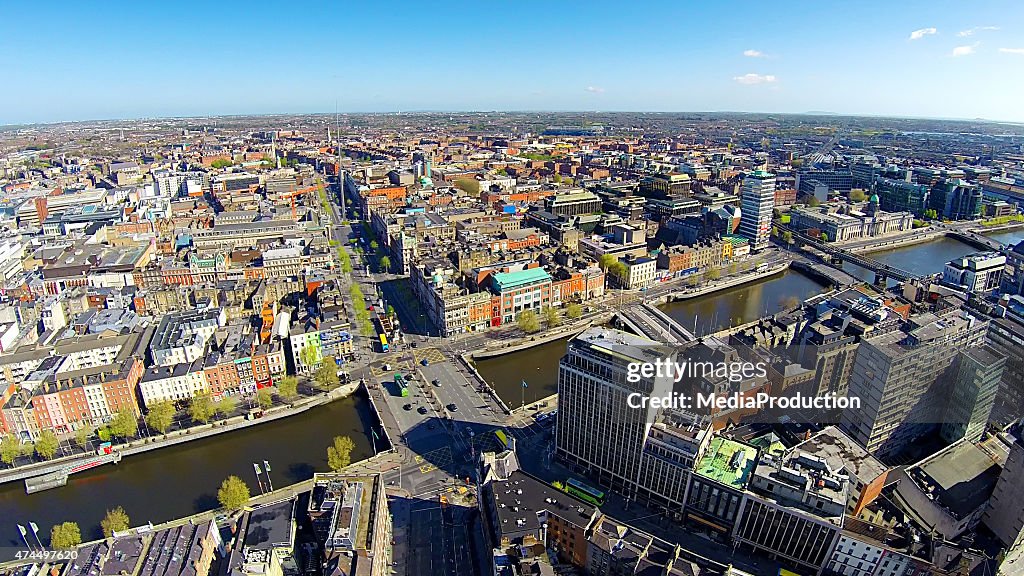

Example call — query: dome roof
[869,193,880,203]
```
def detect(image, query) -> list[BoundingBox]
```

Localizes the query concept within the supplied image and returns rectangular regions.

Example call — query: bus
[564,477,605,506]
[396,374,409,397]
[379,333,389,352]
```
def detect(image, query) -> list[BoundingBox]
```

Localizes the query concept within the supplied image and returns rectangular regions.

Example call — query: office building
[942,252,1006,294]
[556,328,675,499]
[941,346,1004,444]
[796,167,854,198]
[985,426,1024,550]
[841,310,988,460]
[738,170,775,251]
[307,473,391,576]
[873,178,930,216]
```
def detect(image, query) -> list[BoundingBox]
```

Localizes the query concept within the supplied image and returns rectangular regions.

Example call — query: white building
[943,252,1006,294]
[738,170,775,251]
[618,255,657,290]
[139,362,209,407]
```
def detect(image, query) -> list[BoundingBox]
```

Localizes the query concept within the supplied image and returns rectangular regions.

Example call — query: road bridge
[616,303,696,345]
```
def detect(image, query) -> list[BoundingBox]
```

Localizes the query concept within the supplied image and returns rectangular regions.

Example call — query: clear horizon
[3,0,1024,125]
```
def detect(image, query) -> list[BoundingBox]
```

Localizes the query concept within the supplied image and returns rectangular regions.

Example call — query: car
[383,363,392,371]
[411,342,418,348]
[418,406,429,415]
[432,379,440,387]
[420,359,430,366]
[403,404,412,411]
[447,403,458,412]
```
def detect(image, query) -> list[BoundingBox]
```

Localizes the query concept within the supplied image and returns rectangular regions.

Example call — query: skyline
[3,0,1024,124]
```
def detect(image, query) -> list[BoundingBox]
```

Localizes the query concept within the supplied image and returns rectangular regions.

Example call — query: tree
[820,232,829,242]
[566,303,583,319]
[299,345,322,369]
[314,360,341,391]
[379,255,391,272]
[327,435,356,472]
[728,262,739,275]
[189,394,215,424]
[256,388,274,409]
[369,240,378,252]
[609,262,628,284]
[74,427,91,449]
[1,436,21,465]
[217,475,251,509]
[598,253,617,272]
[849,189,867,202]
[517,310,541,333]
[386,305,396,317]
[543,306,562,327]
[145,401,175,434]
[210,158,233,169]
[453,178,480,196]
[704,267,721,281]
[278,375,299,399]
[215,396,238,418]
[101,506,130,537]
[109,409,138,439]
[807,195,821,207]
[50,522,82,549]
[35,430,59,460]
[782,230,794,245]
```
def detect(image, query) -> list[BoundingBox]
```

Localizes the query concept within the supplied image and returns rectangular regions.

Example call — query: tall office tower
[738,170,776,251]
[941,346,1005,444]
[555,328,675,499]
[840,310,988,461]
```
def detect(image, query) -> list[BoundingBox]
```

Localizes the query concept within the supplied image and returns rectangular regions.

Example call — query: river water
[479,228,1024,405]
[0,395,376,548]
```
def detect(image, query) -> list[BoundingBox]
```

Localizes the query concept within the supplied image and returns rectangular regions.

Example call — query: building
[149,308,226,366]
[892,440,1001,540]
[942,252,1006,294]
[491,267,552,325]
[841,310,988,460]
[941,346,1004,444]
[618,255,657,290]
[796,168,854,198]
[738,170,775,251]
[984,425,1024,551]
[931,179,983,220]
[789,202,914,243]
[543,189,602,216]
[307,473,391,576]
[556,328,676,499]
[873,179,930,216]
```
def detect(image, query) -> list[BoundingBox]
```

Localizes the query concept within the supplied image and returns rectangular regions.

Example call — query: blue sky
[2,0,1024,124]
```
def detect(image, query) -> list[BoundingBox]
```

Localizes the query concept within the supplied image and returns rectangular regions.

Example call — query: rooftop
[695,437,758,490]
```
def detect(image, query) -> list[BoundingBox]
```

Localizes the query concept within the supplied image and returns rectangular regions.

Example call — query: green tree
[299,345,322,369]
[145,401,175,434]
[189,394,215,424]
[278,375,299,399]
[101,506,130,537]
[704,267,721,281]
[1,436,22,465]
[327,435,356,472]
[820,232,829,242]
[849,189,866,202]
[453,178,481,196]
[19,442,35,458]
[369,240,378,252]
[74,427,91,449]
[379,255,391,272]
[517,310,541,333]
[217,475,251,509]
[35,430,59,460]
[543,306,562,327]
[314,360,341,391]
[386,305,396,317]
[609,261,628,284]
[50,522,82,549]
[210,158,233,169]
[598,253,617,272]
[782,230,794,245]
[807,195,821,207]
[565,302,583,319]
[215,396,238,418]
[728,262,739,275]
[256,388,274,409]
[109,409,139,439]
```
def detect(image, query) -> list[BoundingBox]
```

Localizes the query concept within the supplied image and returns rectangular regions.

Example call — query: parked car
[418,406,429,415]
[432,379,441,387]
[447,403,458,412]
[403,404,412,411]
[421,359,430,366]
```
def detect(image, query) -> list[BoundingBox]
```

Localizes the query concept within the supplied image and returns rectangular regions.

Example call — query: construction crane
[280,184,318,221]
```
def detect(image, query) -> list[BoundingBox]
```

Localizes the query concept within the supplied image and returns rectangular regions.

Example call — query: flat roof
[912,441,1000,518]
[695,437,758,490]
[491,267,551,290]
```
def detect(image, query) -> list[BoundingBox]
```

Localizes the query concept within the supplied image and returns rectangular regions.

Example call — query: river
[474,337,572,407]
[0,394,376,548]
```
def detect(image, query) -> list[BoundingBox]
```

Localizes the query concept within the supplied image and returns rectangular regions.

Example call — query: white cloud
[585,86,605,94]
[951,44,977,57]
[743,49,764,58]
[958,26,999,37]
[999,47,1024,54]
[909,27,937,40]
[733,73,777,85]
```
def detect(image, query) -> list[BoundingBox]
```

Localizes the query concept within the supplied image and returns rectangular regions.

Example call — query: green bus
[396,374,409,397]
[564,477,605,506]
